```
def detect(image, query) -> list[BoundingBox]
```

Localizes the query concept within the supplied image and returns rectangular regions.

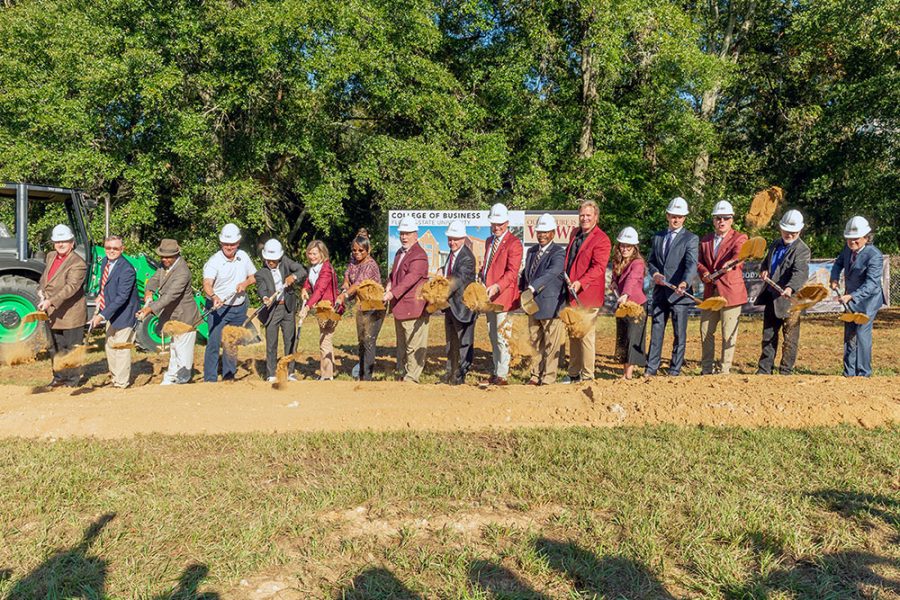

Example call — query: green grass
[1,427,898,598]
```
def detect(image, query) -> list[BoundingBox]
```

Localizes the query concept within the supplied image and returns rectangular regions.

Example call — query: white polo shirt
[203,249,257,306]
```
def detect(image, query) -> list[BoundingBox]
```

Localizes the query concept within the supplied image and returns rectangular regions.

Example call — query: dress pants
[50,327,84,385]
[162,330,196,384]
[843,315,875,377]
[264,303,296,379]
[204,302,247,382]
[105,324,134,388]
[395,315,429,383]
[486,311,511,378]
[756,303,800,374]
[567,308,600,380]
[699,305,741,374]
[646,300,689,376]
[528,316,563,384]
[316,318,336,379]
[444,312,475,384]
[356,309,385,380]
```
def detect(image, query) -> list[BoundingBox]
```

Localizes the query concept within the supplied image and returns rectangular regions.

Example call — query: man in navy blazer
[645,197,699,377]
[519,213,566,385]
[831,216,884,377]
[443,221,477,385]
[89,235,139,388]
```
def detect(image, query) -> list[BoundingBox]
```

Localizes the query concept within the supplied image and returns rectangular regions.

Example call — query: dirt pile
[0,342,36,366]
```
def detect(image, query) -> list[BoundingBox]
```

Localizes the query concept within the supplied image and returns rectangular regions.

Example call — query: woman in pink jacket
[300,240,339,380]
[612,227,648,380]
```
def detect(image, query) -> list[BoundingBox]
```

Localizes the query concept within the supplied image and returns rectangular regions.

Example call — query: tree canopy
[1,0,896,267]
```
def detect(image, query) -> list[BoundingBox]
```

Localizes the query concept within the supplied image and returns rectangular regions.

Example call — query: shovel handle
[708,259,743,281]
[563,273,585,308]
[762,275,788,297]
[661,280,700,303]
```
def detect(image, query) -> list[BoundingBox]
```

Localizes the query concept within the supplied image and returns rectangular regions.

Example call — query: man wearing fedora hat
[137,239,201,384]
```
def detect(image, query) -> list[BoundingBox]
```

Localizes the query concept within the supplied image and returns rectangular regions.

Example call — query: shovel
[192,291,238,329]
[520,275,562,316]
[659,279,726,311]
[762,276,827,314]
[613,292,644,319]
[708,236,767,281]
[22,290,51,324]
[832,289,869,325]
[563,273,585,308]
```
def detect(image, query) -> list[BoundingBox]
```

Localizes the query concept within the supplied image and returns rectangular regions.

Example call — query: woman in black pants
[335,229,385,380]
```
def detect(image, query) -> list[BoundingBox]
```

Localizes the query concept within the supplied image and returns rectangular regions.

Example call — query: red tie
[446,252,454,276]
[96,261,111,311]
[482,236,500,280]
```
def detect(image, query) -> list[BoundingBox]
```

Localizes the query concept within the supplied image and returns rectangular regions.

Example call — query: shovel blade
[21,311,49,324]
[697,297,727,311]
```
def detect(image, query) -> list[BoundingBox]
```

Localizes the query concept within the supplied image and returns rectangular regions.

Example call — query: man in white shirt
[202,223,257,382]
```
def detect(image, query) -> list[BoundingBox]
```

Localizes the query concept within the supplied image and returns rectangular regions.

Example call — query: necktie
[96,261,111,311]
[851,250,859,266]
[392,248,406,284]
[529,247,543,279]
[483,236,500,280]
[446,252,454,276]
[663,231,676,259]
[713,235,723,258]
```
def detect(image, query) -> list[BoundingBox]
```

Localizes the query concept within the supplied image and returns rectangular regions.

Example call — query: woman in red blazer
[612,227,647,380]
[300,240,339,380]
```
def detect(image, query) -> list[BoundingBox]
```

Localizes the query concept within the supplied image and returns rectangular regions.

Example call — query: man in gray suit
[137,239,201,384]
[755,209,811,374]
[256,239,308,382]
[519,213,566,386]
[646,197,699,377]
[443,220,476,385]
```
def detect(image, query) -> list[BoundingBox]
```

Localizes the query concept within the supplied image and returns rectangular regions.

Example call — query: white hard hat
[261,239,284,260]
[666,196,689,216]
[843,216,871,238]
[219,223,242,244]
[50,224,75,242]
[711,200,734,217]
[488,203,510,224]
[616,226,639,245]
[535,213,557,233]
[779,209,804,233]
[446,220,467,238]
[397,216,418,233]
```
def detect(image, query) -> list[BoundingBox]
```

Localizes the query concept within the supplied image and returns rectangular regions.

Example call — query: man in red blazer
[563,200,612,382]
[697,200,749,375]
[481,203,524,385]
[384,216,430,383]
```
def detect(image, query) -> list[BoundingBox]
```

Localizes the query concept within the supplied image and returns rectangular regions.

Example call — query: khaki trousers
[105,325,134,388]
[700,305,741,374]
[528,316,563,385]
[395,315,429,383]
[567,308,600,380]
[317,319,336,379]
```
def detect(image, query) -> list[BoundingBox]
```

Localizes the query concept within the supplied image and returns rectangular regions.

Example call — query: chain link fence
[890,255,899,306]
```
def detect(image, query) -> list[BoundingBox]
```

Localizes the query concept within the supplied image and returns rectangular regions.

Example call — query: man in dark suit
[755,209,811,374]
[443,220,476,385]
[89,235,139,388]
[384,216,430,383]
[520,213,566,385]
[646,197,699,377]
[256,239,308,382]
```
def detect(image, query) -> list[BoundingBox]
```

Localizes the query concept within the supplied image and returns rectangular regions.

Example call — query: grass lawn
[1,426,898,598]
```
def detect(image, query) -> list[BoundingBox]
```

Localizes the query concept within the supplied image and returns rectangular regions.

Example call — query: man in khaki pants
[384,216,429,383]
[697,201,748,374]
[519,214,566,385]
[89,235,139,388]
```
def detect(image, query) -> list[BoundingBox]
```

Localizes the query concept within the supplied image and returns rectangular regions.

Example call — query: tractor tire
[135,314,163,353]
[0,275,50,350]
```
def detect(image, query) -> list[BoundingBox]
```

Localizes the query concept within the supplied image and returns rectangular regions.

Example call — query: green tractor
[0,182,209,352]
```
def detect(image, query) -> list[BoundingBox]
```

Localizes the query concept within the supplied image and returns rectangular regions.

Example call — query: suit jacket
[39,250,87,330]
[647,228,699,306]
[831,244,884,316]
[697,230,749,307]
[614,258,646,306]
[519,243,566,320]
[481,232,523,311]
[98,257,139,329]
[146,257,201,326]
[444,245,475,324]
[256,257,308,324]
[564,226,612,308]
[754,237,811,319]
[389,243,428,320]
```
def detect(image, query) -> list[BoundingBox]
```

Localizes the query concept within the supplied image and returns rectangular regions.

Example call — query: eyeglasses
[350,248,366,254]
[104,246,123,251]
[713,216,733,221]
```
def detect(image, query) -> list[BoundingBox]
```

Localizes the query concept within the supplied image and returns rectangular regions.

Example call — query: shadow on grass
[4,512,115,599]
[534,538,675,599]
[152,563,220,600]
[468,559,551,599]
[809,489,899,541]
[333,567,421,599]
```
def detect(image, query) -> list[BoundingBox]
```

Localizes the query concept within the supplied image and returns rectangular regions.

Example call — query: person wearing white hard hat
[696,200,749,375]
[136,239,200,384]
[337,229,385,381]
[38,223,87,386]
[612,226,647,380]
[830,216,884,377]
[519,213,566,385]
[443,220,477,384]
[385,216,430,383]
[480,203,524,386]
[202,223,258,382]
[645,197,699,377]
[754,209,811,375]
[255,239,308,382]
[561,200,612,383]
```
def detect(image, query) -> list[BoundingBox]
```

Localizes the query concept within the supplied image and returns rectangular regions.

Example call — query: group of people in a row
[36,196,884,388]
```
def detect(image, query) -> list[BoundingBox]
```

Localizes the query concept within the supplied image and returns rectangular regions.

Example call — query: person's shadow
[4,512,115,599]
[151,563,220,600]
[333,567,422,599]
[467,559,551,599]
